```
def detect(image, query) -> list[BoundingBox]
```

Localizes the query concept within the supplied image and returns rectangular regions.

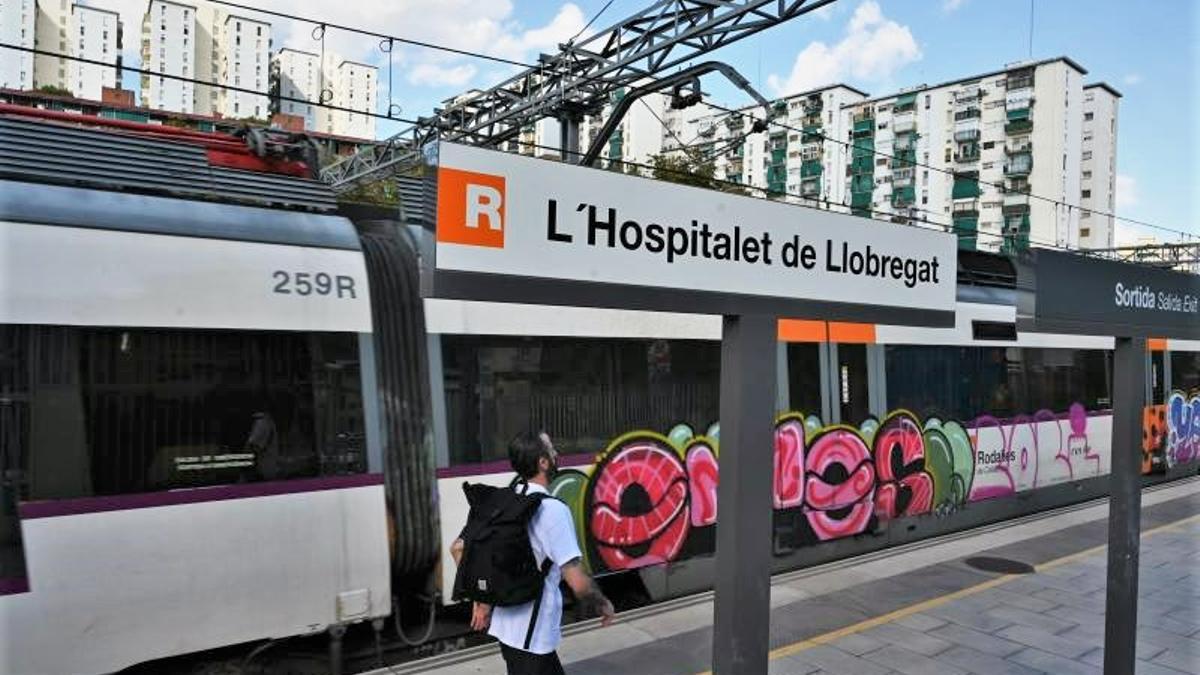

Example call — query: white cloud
[408,63,478,88]
[1122,73,1142,86]
[942,0,966,12]
[1116,174,1138,209]
[100,0,587,92]
[767,1,921,97]
[812,4,836,20]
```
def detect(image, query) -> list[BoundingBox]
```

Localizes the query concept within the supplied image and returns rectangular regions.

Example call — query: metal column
[1104,336,1146,675]
[713,314,777,674]
[560,115,581,163]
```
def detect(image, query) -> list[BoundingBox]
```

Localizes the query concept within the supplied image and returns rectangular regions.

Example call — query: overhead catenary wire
[571,0,618,43]
[0,42,424,126]
[0,41,1050,248]
[187,2,1192,242]
[0,40,1066,251]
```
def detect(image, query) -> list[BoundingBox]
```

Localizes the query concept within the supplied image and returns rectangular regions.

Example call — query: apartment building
[219,14,269,119]
[653,84,866,211]
[268,50,376,139]
[70,4,121,101]
[578,90,671,168]
[32,0,71,90]
[326,58,375,140]
[138,1,268,120]
[1079,82,1121,250]
[501,117,561,159]
[140,0,195,113]
[271,48,321,130]
[0,0,36,89]
[844,57,1102,253]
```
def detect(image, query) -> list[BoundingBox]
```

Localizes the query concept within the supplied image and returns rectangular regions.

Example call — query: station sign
[1017,249,1199,339]
[425,142,957,326]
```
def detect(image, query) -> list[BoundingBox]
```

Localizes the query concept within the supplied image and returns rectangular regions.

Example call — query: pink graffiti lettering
[685,442,719,527]
[588,438,690,571]
[774,417,806,509]
[803,428,876,540]
[872,413,934,519]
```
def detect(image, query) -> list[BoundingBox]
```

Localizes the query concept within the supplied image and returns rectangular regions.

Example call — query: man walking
[452,431,615,675]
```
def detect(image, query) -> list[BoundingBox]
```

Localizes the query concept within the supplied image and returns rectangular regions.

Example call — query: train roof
[0,105,337,213]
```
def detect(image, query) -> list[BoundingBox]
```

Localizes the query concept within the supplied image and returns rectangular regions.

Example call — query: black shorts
[499,642,566,675]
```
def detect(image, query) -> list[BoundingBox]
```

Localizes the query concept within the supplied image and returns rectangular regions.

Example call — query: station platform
[370,479,1200,675]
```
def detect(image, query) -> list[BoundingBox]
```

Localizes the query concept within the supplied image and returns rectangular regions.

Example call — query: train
[1,109,1197,674]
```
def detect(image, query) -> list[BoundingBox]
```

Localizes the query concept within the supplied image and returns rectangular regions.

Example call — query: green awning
[952,178,981,199]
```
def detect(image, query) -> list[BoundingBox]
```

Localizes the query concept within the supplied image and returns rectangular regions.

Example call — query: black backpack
[452,481,552,609]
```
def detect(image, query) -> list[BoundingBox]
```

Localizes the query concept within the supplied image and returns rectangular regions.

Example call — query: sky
[87,0,1197,242]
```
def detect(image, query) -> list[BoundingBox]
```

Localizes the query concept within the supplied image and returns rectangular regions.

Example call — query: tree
[647,151,749,196]
[36,85,72,97]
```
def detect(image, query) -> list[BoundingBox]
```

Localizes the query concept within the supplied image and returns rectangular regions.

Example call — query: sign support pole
[712,314,777,674]
[1103,335,1145,675]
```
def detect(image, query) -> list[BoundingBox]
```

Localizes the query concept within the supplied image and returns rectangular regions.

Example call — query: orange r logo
[437,167,506,248]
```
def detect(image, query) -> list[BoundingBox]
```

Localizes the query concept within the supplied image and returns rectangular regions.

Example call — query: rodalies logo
[436,167,506,248]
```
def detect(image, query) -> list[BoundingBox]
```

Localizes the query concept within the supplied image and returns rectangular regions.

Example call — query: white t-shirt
[488,481,583,654]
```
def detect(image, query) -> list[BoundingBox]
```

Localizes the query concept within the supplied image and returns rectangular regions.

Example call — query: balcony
[952,173,981,199]
[1006,141,1033,155]
[953,108,981,121]
[953,127,980,142]
[1001,213,1031,254]
[1006,107,1031,121]
[850,174,874,192]
[800,178,820,198]
[1003,192,1030,210]
[1004,154,1032,176]
[801,160,822,178]
[954,86,981,103]
[892,185,916,207]
[952,200,980,217]
[852,117,875,135]
[1005,119,1033,135]
[1006,73,1034,91]
[954,145,980,163]
[893,115,916,135]
[953,215,979,250]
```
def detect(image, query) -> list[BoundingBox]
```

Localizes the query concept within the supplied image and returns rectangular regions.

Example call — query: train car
[0,112,402,674]
[1,108,1196,673]
[426,249,1200,603]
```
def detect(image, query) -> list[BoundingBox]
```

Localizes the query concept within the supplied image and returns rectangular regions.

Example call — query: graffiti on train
[545,406,1108,573]
[1141,390,1200,471]
[1165,390,1200,467]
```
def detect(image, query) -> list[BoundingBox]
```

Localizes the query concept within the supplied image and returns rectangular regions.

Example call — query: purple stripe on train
[0,576,30,596]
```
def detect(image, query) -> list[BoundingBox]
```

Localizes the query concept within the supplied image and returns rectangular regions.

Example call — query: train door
[834,343,871,425]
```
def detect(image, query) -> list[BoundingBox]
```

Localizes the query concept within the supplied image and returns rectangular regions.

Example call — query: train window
[837,344,871,424]
[0,325,366,503]
[1151,351,1166,403]
[1172,351,1200,393]
[884,346,1112,422]
[786,343,822,416]
[1,326,29,592]
[441,337,720,465]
